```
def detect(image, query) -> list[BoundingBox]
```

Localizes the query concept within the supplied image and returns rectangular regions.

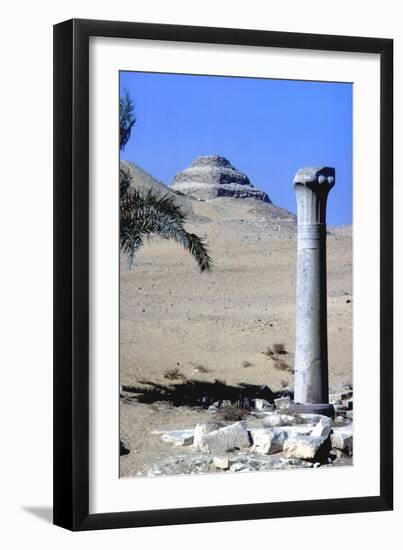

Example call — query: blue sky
[120,71,352,226]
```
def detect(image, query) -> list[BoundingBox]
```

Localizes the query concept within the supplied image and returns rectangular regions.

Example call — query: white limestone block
[195,421,251,453]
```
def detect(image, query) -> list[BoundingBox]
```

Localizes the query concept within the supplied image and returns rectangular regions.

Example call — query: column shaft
[293,167,335,405]
[294,225,329,403]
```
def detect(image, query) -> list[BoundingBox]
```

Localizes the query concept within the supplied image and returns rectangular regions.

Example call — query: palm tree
[120,166,212,272]
[120,89,136,151]
[119,91,212,273]
[119,93,212,457]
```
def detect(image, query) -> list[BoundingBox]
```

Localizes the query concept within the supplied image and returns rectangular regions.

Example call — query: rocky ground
[121,390,353,477]
[119,161,352,478]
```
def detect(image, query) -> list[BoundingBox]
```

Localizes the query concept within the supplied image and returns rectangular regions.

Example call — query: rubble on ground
[130,386,354,476]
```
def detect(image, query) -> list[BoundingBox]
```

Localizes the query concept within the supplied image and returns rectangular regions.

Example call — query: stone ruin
[171,155,271,202]
[140,387,353,476]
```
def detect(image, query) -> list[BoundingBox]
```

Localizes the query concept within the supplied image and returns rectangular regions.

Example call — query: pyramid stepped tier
[171,156,271,202]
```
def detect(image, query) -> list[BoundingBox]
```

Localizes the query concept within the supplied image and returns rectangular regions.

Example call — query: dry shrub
[272,343,287,355]
[164,368,187,381]
[272,357,294,374]
[262,346,274,357]
[242,360,254,368]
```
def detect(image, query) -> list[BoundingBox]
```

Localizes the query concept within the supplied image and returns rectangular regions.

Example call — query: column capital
[294,166,335,225]
[293,166,335,188]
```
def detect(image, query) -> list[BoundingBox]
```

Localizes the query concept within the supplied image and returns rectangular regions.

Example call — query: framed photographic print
[53,18,393,530]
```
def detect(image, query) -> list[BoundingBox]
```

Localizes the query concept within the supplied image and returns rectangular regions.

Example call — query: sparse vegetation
[263,343,293,373]
[271,357,294,374]
[242,360,254,368]
[272,343,287,355]
[163,367,187,382]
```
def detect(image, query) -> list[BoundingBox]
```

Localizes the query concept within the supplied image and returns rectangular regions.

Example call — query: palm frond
[119,90,136,151]
[181,231,213,273]
[120,165,132,198]
[120,168,213,272]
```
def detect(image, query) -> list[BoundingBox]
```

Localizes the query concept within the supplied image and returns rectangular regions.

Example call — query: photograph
[119,70,353,478]
[0,0,396,540]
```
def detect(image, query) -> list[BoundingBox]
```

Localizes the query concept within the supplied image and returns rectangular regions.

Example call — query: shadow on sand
[121,379,292,408]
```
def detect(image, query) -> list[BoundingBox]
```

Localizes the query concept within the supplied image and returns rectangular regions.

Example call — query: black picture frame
[53,18,393,531]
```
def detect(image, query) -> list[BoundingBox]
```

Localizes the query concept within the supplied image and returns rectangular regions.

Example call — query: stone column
[293,167,335,407]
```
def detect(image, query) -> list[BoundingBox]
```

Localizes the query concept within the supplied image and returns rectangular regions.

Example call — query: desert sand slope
[121,159,209,224]
[119,163,352,477]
